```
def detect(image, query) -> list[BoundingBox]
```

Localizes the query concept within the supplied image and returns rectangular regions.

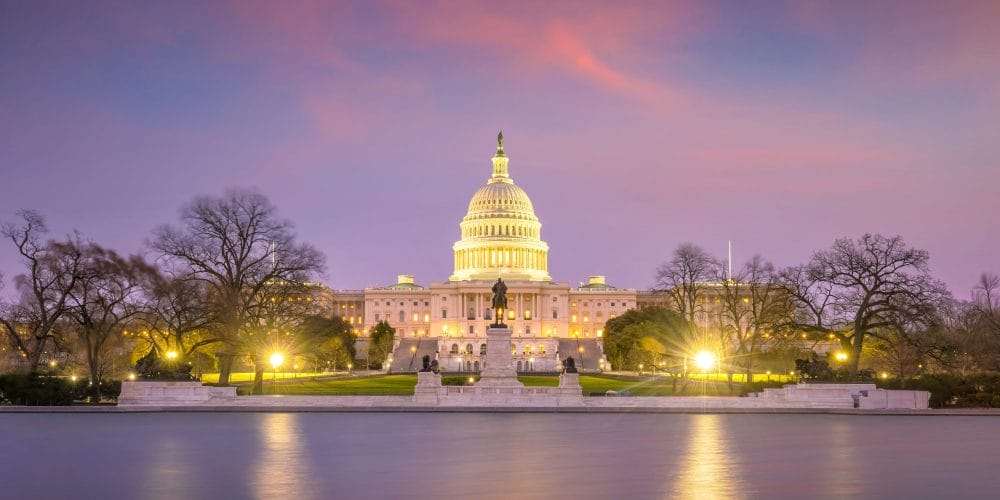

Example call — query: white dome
[450,133,550,282]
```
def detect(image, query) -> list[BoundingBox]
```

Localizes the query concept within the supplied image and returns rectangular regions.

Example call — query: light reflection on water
[672,414,744,498]
[252,413,316,500]
[1,413,999,499]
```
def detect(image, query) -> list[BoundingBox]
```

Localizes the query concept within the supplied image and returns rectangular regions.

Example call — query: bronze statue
[563,357,578,373]
[491,277,508,326]
[420,355,431,372]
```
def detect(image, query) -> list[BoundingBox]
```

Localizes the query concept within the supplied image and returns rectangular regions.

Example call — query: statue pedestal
[477,326,523,388]
[414,372,442,405]
[557,373,584,405]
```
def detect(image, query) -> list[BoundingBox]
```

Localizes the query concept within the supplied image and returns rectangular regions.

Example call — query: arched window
[467,307,475,320]
[523,345,532,355]
[484,308,492,320]
[517,361,523,371]
[480,343,487,355]
[474,361,480,372]
[450,344,459,354]
[466,360,472,371]
[538,344,546,355]
[465,343,473,354]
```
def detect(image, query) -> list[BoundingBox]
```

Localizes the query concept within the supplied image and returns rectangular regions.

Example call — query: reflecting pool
[1,413,998,499]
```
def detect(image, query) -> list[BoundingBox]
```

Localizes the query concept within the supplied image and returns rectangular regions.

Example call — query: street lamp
[835,351,848,362]
[694,351,715,372]
[166,350,178,360]
[270,352,284,395]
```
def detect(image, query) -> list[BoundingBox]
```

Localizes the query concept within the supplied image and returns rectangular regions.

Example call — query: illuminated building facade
[327,133,638,372]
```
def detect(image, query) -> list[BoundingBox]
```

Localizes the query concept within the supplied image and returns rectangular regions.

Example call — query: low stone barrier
[118,381,236,406]
[749,383,929,409]
[411,370,584,407]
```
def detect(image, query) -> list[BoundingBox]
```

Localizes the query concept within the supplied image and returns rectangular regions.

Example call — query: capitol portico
[328,133,643,373]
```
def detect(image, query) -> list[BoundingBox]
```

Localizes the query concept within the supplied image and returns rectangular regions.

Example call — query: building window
[524,310,532,320]
[552,309,558,319]
[507,309,515,320]
[467,307,475,320]
[525,326,531,336]
[468,325,475,334]
[523,345,532,355]
[484,308,492,320]
[465,344,473,354]
[412,313,419,322]
[480,344,487,355]
[423,313,430,322]
[375,313,380,322]
[450,344,459,354]
[425,301,429,306]
[399,311,405,323]
[538,344,546,355]
[441,309,447,319]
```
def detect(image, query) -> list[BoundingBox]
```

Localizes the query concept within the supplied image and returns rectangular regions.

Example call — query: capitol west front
[328,134,654,372]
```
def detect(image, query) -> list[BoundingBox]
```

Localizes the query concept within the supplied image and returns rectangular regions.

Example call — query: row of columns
[460,292,539,320]
[464,223,537,239]
[455,247,547,271]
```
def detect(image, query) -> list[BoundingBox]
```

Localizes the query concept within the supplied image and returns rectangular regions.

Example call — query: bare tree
[718,255,793,382]
[64,245,150,402]
[783,234,950,374]
[941,273,1000,373]
[0,211,85,373]
[136,272,220,362]
[149,190,325,385]
[242,279,320,394]
[654,243,722,325]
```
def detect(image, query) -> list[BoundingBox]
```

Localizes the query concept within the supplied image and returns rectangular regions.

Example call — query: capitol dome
[450,132,551,282]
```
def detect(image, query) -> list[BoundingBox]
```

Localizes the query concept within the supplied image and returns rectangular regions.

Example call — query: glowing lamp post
[166,350,178,361]
[694,351,715,372]
[270,352,284,394]
[835,351,848,363]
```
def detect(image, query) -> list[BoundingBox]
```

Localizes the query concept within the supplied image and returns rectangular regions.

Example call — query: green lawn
[247,373,769,397]
[257,374,417,395]
[200,372,332,384]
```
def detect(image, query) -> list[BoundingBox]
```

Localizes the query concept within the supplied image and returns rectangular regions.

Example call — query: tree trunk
[217,352,234,385]
[88,357,101,404]
[252,361,266,395]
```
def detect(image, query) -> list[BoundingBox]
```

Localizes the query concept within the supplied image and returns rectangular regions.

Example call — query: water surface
[1,413,997,499]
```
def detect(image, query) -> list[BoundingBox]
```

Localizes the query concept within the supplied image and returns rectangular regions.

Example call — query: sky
[1,0,998,297]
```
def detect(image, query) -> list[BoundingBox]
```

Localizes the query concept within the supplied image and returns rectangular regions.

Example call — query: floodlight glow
[269,352,284,369]
[694,351,715,371]
[166,350,178,360]
[835,351,848,362]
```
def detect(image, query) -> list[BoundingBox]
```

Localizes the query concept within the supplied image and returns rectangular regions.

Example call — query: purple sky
[1,1,998,296]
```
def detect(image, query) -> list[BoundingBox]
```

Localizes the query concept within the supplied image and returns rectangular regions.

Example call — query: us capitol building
[327,133,664,373]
